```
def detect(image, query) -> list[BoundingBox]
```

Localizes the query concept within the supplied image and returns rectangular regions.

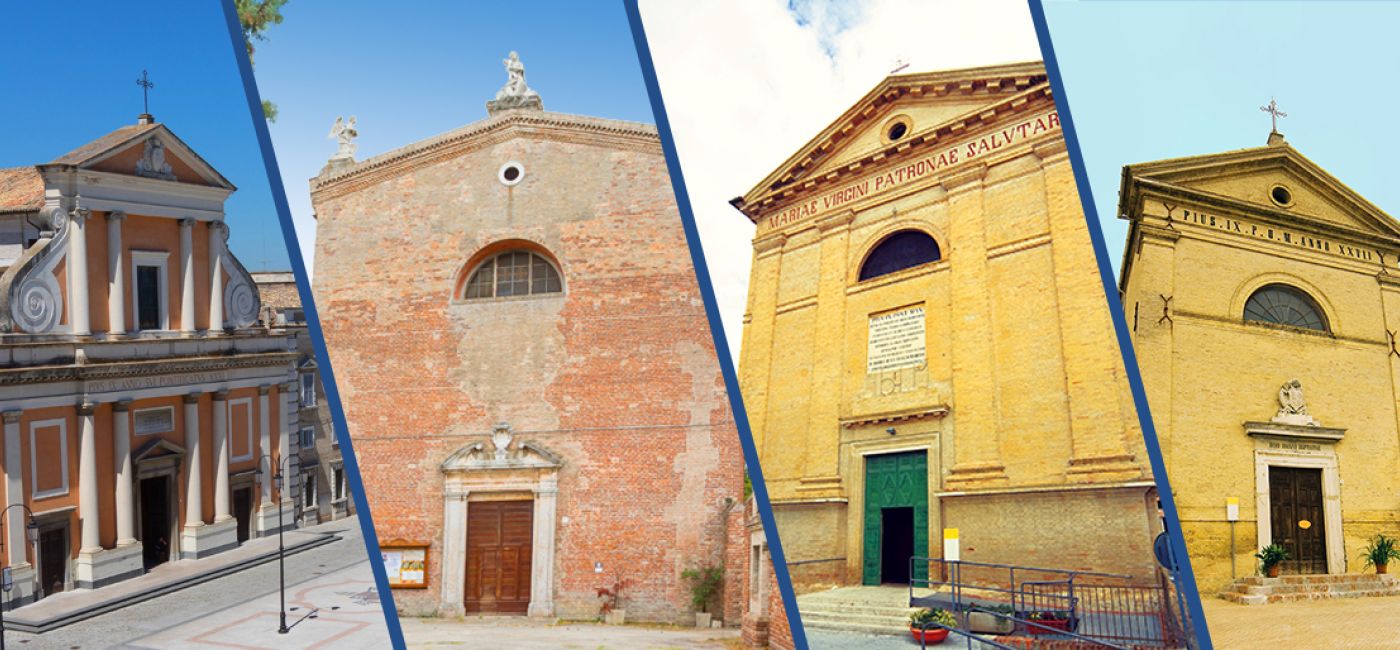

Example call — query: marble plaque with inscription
[867,306,926,373]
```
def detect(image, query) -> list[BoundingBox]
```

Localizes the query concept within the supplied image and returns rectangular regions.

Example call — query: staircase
[796,586,921,635]
[1219,574,1400,605]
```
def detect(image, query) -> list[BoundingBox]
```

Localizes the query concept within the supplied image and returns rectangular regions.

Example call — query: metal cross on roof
[136,70,155,115]
[1260,97,1287,132]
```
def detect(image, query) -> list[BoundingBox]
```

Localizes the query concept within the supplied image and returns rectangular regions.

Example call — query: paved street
[807,629,1002,650]
[6,516,391,649]
[1202,595,1400,649]
[401,617,741,649]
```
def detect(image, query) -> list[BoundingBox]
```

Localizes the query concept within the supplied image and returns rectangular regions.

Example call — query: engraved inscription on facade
[867,305,926,373]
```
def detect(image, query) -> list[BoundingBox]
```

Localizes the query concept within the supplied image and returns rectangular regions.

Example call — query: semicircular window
[463,250,562,299]
[1243,284,1328,332]
[858,230,941,281]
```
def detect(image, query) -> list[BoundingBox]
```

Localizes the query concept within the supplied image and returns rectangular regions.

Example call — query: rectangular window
[131,251,170,331]
[300,374,317,407]
[333,466,345,501]
[302,471,316,509]
[300,426,315,449]
[133,407,175,435]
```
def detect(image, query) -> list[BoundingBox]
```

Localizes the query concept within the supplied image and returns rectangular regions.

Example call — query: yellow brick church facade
[1120,130,1400,592]
[734,63,1159,589]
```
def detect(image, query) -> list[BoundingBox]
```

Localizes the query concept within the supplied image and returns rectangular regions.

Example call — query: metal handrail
[913,620,1018,650]
[962,606,1132,649]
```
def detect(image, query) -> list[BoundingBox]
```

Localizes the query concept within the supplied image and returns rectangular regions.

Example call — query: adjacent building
[309,56,745,622]
[1119,127,1400,591]
[0,115,299,609]
[732,62,1158,590]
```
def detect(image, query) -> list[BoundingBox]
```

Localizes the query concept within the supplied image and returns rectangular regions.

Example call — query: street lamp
[0,504,39,649]
[255,454,291,635]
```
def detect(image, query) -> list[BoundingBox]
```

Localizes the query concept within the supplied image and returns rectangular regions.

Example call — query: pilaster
[106,211,126,334]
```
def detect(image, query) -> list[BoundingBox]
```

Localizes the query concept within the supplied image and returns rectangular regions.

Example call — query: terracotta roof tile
[0,167,43,214]
[50,124,157,165]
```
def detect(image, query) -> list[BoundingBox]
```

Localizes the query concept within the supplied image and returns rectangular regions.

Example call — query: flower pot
[605,609,626,625]
[1266,564,1281,578]
[1028,618,1071,635]
[966,612,1015,635]
[695,612,711,628]
[909,627,950,644]
[1378,563,1389,575]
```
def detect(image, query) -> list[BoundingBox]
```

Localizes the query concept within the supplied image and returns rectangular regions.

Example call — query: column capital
[107,210,127,222]
[940,163,988,193]
[113,399,132,413]
[258,384,271,396]
[280,380,299,393]
[1,410,20,424]
[815,209,856,233]
[753,233,787,255]
[179,217,196,228]
[70,207,91,224]
[213,389,231,401]
[1033,139,1069,161]
[183,392,201,405]
[77,401,97,416]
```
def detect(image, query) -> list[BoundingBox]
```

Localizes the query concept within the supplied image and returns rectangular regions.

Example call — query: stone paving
[5,516,390,649]
[400,616,741,649]
[1201,594,1400,649]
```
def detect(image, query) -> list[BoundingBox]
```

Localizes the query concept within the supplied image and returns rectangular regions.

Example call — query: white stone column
[212,390,231,522]
[2,411,25,566]
[183,393,203,528]
[106,211,126,335]
[113,400,136,546]
[208,222,224,333]
[528,477,558,617]
[438,491,468,617]
[258,386,272,506]
[78,401,101,553]
[179,218,195,333]
[68,208,91,336]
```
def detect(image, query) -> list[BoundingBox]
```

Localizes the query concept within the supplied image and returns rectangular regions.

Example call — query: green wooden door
[862,451,929,585]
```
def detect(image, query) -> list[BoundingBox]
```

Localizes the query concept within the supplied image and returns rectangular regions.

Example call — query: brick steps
[1218,574,1400,605]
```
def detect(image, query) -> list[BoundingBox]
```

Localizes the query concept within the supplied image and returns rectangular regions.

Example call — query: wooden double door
[464,500,534,614]
[1269,466,1328,575]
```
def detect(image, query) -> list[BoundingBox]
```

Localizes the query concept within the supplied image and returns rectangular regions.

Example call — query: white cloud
[638,0,1042,364]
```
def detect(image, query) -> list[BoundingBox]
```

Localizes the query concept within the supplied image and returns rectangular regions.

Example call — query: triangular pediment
[133,437,186,462]
[735,61,1049,215]
[1129,142,1400,241]
[49,124,233,189]
[441,438,562,472]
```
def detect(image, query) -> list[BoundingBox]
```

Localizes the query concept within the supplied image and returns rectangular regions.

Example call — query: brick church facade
[310,57,745,623]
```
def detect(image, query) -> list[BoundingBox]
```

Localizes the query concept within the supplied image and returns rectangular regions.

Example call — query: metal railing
[916,607,1136,649]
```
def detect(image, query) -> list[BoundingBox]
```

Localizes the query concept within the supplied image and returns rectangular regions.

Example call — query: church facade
[0,115,299,608]
[733,62,1159,589]
[1119,128,1400,592]
[310,56,745,623]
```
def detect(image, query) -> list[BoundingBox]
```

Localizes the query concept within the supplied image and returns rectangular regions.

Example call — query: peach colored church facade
[0,118,299,608]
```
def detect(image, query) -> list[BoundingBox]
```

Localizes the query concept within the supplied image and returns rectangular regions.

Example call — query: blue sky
[252,0,654,274]
[1044,1,1400,277]
[0,1,289,272]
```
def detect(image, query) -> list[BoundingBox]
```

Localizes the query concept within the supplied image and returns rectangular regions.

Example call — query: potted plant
[964,603,1015,635]
[597,576,630,625]
[681,565,724,628]
[1255,544,1290,578]
[1361,534,1400,574]
[1026,610,1072,635]
[908,607,956,644]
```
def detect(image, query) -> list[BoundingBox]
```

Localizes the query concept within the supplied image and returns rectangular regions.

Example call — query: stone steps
[797,587,922,635]
[1219,574,1400,605]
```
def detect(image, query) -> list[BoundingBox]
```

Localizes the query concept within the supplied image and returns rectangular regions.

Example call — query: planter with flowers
[908,607,956,644]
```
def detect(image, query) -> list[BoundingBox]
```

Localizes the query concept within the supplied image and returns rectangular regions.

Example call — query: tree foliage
[236,0,288,122]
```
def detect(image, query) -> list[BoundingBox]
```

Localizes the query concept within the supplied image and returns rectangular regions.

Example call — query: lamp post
[255,454,290,635]
[0,504,39,649]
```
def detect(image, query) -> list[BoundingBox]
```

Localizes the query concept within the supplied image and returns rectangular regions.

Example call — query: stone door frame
[1253,447,1344,574]
[438,437,561,618]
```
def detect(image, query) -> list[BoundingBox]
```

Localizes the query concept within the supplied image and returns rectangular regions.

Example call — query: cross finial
[1260,97,1286,133]
[136,70,155,118]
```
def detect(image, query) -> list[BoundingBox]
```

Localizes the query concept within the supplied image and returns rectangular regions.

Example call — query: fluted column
[208,222,224,333]
[69,208,91,336]
[179,218,195,333]
[78,401,101,553]
[183,393,203,528]
[113,400,136,545]
[212,390,231,522]
[258,385,272,506]
[3,411,25,567]
[106,211,126,335]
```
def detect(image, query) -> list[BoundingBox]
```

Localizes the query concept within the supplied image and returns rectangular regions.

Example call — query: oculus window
[1244,284,1328,332]
[464,250,562,299]
[859,230,941,281]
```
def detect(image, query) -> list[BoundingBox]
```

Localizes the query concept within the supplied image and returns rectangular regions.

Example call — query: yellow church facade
[734,62,1158,590]
[1120,130,1400,593]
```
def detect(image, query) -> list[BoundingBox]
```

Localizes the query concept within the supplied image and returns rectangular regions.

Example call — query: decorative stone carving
[441,436,563,472]
[0,206,74,333]
[135,138,176,181]
[1274,379,1316,426]
[487,51,543,114]
[491,422,513,461]
[328,116,358,162]
[214,222,261,329]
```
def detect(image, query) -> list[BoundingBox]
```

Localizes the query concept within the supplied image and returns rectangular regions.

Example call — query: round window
[1270,184,1293,207]
[887,122,908,141]
[498,161,525,186]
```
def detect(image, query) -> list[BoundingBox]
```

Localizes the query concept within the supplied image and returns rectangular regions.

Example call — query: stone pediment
[133,437,186,462]
[733,61,1050,221]
[441,437,562,472]
[46,123,232,189]
[1126,142,1400,244]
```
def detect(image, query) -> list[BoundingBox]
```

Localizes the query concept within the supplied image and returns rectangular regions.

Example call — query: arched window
[859,230,941,281]
[462,250,562,299]
[1243,284,1328,332]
